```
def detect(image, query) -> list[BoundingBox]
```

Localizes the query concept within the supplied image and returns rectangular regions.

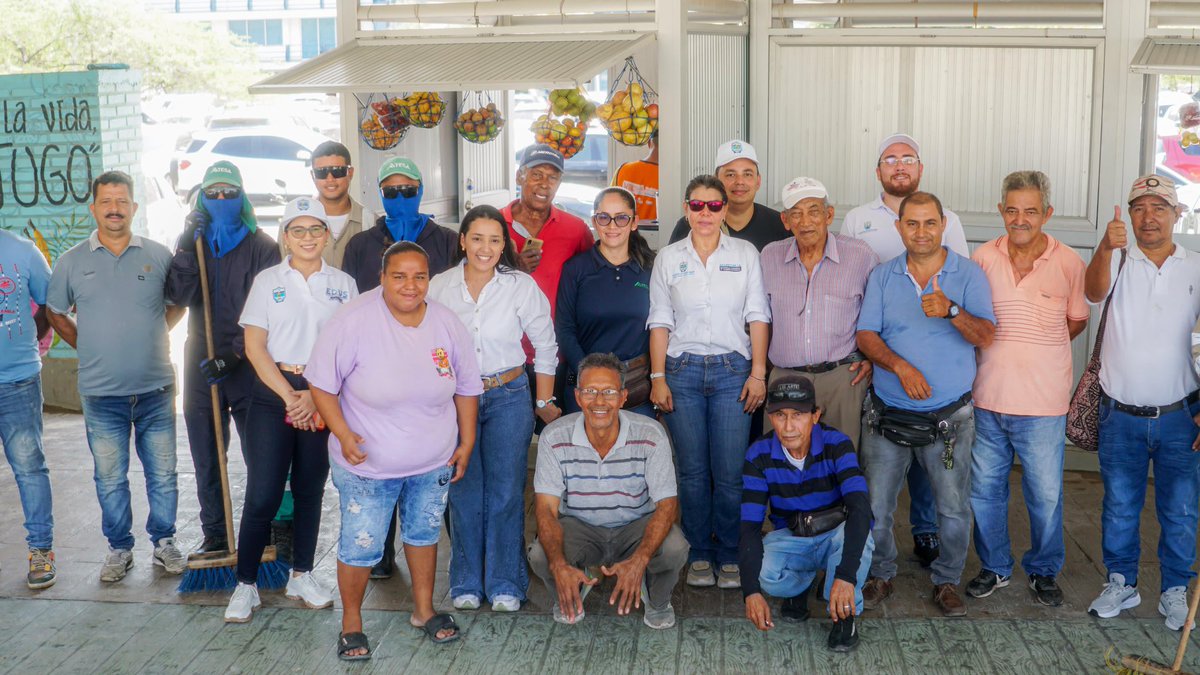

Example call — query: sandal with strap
[420,613,461,644]
[337,631,371,661]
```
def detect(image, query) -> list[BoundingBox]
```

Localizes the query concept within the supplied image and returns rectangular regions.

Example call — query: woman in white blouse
[648,175,771,590]
[428,204,560,613]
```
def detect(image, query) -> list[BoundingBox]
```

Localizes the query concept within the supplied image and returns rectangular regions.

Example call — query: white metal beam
[657,0,689,248]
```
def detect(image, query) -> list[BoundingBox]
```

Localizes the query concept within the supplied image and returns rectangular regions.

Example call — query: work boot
[862,577,893,610]
[193,535,229,555]
[933,583,966,617]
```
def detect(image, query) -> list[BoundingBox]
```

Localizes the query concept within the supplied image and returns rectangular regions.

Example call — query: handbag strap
[1087,248,1129,364]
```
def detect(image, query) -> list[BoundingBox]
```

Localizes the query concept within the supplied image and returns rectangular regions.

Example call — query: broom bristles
[176,559,293,593]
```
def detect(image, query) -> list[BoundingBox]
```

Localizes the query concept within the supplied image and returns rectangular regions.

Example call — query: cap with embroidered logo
[201,160,244,189]
[280,197,329,230]
[781,177,829,210]
[765,372,816,415]
[378,156,422,184]
[1127,174,1179,210]
[714,140,759,170]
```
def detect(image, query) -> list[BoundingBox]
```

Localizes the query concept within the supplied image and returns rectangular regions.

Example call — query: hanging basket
[530,107,588,160]
[397,91,447,129]
[1179,101,1200,148]
[548,86,596,122]
[597,57,659,147]
[357,93,409,151]
[454,91,506,144]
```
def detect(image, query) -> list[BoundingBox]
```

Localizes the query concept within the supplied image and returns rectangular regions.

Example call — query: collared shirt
[534,410,677,528]
[857,249,995,411]
[501,201,594,312]
[48,231,174,396]
[555,245,652,373]
[428,263,557,376]
[0,229,51,384]
[647,233,770,359]
[972,235,1088,416]
[760,233,879,367]
[668,202,790,252]
[239,258,359,365]
[840,195,970,261]
[1101,245,1200,407]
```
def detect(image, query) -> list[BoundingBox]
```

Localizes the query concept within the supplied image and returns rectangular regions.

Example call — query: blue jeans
[332,463,453,566]
[81,385,178,551]
[1098,397,1200,591]
[759,525,875,613]
[449,372,535,601]
[662,351,752,565]
[970,409,1065,578]
[907,461,939,536]
[0,376,52,549]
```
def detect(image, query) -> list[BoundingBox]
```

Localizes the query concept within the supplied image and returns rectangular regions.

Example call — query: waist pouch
[870,390,970,461]
[788,504,848,538]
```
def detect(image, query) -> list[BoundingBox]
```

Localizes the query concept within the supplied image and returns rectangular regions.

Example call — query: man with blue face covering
[341,157,457,293]
[167,160,281,554]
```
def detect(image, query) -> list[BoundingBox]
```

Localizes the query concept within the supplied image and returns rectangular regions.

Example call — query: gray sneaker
[27,548,56,590]
[153,538,187,575]
[1160,586,1189,630]
[686,561,716,587]
[1088,573,1140,618]
[100,548,134,583]
[717,563,741,589]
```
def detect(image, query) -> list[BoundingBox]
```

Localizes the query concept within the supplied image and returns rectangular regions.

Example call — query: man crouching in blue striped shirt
[740,372,874,653]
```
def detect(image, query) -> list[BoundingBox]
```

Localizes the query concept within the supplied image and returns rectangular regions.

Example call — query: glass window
[301,17,336,59]
[1150,77,1200,233]
[228,19,282,46]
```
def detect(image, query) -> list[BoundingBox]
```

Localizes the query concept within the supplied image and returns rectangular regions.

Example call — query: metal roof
[249,32,655,94]
[1131,38,1200,75]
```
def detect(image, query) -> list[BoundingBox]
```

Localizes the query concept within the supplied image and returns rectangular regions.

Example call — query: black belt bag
[870,390,971,469]
[789,504,848,538]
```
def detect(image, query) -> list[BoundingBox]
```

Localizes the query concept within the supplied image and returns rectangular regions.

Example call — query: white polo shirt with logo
[840,195,970,262]
[239,258,359,365]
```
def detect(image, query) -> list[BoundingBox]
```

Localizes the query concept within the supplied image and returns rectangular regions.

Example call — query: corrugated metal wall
[687,33,749,182]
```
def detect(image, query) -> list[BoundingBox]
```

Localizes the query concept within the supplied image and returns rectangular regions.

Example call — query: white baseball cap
[877,133,921,159]
[714,139,759,170]
[280,196,329,230]
[781,177,829,210]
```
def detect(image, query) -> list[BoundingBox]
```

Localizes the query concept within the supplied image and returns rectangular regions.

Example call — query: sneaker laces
[1163,587,1188,613]
[1098,578,1131,601]
[232,583,257,602]
[29,549,52,571]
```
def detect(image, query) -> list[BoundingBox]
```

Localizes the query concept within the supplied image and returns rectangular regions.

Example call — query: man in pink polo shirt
[965,170,1087,608]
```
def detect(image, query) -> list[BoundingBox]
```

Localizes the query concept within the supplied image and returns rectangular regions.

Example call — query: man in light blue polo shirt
[47,170,186,583]
[0,226,54,589]
[854,191,995,618]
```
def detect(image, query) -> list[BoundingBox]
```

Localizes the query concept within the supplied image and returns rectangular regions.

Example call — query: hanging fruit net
[598,57,659,147]
[397,91,447,129]
[1179,101,1200,148]
[454,91,506,144]
[358,93,409,151]
[530,106,588,160]
[548,86,597,123]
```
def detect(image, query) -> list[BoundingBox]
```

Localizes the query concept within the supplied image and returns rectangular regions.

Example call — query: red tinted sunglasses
[687,199,726,213]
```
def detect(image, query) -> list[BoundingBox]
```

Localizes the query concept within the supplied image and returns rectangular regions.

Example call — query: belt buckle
[1149,406,1161,419]
[482,376,498,390]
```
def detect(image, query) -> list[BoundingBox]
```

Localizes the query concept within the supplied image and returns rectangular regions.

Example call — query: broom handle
[1172,579,1200,670]
[194,240,237,549]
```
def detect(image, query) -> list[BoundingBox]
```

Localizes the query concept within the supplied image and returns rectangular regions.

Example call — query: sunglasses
[312,166,350,180]
[687,199,726,213]
[593,213,634,228]
[286,224,329,239]
[768,388,811,404]
[203,187,242,200]
[879,156,919,167]
[382,185,419,200]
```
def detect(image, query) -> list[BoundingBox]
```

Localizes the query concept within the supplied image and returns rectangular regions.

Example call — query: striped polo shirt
[534,411,677,528]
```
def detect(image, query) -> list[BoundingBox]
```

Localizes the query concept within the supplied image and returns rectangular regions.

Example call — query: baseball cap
[280,197,328,231]
[519,144,565,173]
[201,160,243,189]
[378,156,422,184]
[765,372,816,415]
[714,140,758,170]
[878,133,921,159]
[1127,174,1180,210]
[781,177,829,210]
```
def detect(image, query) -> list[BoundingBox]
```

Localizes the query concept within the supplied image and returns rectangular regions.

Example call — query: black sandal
[420,613,461,644]
[337,631,371,661]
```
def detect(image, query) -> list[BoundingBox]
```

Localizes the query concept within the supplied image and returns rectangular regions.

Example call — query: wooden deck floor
[0,412,1197,673]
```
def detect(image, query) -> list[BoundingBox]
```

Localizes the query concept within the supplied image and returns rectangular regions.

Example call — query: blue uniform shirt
[555,245,652,374]
[857,248,995,411]
[0,230,51,384]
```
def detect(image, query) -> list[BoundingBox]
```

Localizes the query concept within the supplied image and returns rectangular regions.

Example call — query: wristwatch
[945,303,960,319]
[536,397,557,409]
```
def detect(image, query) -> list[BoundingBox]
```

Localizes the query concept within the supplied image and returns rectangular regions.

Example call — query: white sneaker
[153,538,187,575]
[717,563,741,589]
[1160,586,1189,631]
[453,594,482,610]
[1088,573,1141,618]
[224,583,261,623]
[491,594,521,612]
[285,571,332,609]
[100,548,134,583]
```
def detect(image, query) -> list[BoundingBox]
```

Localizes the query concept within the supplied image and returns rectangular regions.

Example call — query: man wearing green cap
[167,160,281,554]
[341,157,457,293]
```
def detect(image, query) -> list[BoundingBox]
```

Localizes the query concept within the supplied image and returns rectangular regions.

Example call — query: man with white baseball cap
[760,177,879,448]
[668,140,789,252]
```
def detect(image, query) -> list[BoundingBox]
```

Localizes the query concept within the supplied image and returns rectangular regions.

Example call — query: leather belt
[278,363,305,375]
[1101,390,1200,419]
[482,366,525,391]
[783,352,864,375]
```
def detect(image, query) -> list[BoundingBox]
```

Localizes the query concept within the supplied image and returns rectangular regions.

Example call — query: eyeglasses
[879,156,919,167]
[203,187,242,200]
[286,224,329,239]
[312,166,350,180]
[768,388,812,404]
[593,213,634,228]
[381,185,419,199]
[576,387,622,400]
[687,199,726,213]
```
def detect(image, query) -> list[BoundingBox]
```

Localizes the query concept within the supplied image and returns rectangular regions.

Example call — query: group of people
[1,126,1197,659]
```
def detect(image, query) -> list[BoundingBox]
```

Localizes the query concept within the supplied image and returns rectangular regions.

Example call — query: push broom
[178,231,288,592]
[1105,578,1200,675]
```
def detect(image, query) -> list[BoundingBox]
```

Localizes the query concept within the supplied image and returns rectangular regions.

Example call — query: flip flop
[337,631,371,661]
[419,613,461,644]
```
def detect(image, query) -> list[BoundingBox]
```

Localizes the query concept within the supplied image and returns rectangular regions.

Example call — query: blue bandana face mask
[381,183,431,243]
[200,195,249,257]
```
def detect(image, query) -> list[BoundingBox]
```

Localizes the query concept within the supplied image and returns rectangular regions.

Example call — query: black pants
[236,371,329,583]
[182,356,252,540]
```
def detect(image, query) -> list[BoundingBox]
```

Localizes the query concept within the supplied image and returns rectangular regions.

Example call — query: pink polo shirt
[972,235,1088,416]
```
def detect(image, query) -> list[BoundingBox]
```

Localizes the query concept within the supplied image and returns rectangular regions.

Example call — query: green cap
[201,160,244,189]
[378,156,421,184]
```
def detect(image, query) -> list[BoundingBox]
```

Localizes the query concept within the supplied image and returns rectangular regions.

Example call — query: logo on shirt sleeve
[431,347,454,378]
[272,287,286,303]
[326,287,349,303]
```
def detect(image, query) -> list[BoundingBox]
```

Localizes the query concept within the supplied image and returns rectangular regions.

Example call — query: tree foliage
[0,0,262,98]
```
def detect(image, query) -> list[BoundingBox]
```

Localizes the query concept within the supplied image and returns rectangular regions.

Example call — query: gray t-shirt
[534,410,677,528]
[48,232,175,396]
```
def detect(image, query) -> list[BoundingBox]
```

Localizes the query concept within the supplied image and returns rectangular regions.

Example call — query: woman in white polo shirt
[223,197,358,623]
[428,204,560,613]
[648,174,771,590]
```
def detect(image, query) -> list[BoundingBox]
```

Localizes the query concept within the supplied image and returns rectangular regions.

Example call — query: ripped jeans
[331,462,453,567]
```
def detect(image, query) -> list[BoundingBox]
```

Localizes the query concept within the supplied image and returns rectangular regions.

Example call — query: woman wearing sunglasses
[647,175,771,590]
[428,205,559,614]
[556,187,657,417]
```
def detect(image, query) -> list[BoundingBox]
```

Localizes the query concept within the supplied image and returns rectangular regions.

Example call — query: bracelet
[649,372,666,380]
[749,375,766,383]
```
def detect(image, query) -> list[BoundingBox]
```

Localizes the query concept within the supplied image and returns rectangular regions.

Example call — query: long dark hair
[591,187,656,270]
[454,204,519,273]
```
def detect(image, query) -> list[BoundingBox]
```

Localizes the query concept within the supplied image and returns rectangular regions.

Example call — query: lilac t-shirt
[305,288,484,479]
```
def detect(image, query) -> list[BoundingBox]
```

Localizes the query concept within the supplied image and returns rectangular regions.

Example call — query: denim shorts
[330,462,453,566]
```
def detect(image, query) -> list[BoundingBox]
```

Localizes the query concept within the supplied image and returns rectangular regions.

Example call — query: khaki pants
[767,363,869,448]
